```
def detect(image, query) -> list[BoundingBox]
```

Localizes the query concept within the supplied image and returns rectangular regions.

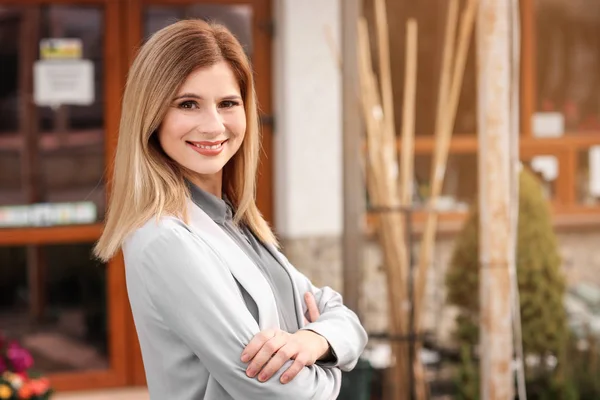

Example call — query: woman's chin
[185,163,226,178]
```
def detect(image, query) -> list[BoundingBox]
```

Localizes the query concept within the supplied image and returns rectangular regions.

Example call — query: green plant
[454,344,479,400]
[562,334,600,399]
[446,168,568,393]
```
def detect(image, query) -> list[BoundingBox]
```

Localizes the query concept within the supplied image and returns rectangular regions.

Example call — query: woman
[94,19,367,399]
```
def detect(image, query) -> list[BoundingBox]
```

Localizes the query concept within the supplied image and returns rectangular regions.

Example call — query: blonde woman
[94,19,367,400]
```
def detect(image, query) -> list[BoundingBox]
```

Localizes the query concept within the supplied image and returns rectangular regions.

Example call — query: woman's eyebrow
[222,95,243,101]
[173,93,203,101]
[172,93,242,101]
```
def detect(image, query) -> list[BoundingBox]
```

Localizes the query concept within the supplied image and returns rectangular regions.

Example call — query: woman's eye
[179,100,199,109]
[220,100,240,109]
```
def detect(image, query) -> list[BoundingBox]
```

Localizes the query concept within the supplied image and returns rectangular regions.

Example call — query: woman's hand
[241,292,330,384]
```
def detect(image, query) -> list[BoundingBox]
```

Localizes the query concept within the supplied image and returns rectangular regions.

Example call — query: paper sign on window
[40,38,83,60]
[0,202,97,228]
[33,59,95,107]
[589,146,600,197]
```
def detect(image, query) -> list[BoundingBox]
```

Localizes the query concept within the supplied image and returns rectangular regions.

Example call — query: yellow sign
[40,38,82,60]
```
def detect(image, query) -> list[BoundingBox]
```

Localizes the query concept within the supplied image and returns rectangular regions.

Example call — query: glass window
[362,0,477,136]
[577,146,600,206]
[144,5,253,58]
[0,242,108,373]
[412,153,477,212]
[0,5,105,224]
[536,0,600,133]
[522,154,559,202]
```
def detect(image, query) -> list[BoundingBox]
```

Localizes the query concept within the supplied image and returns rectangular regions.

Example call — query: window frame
[366,0,600,233]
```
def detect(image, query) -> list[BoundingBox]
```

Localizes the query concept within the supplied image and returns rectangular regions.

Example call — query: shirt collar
[187,181,232,224]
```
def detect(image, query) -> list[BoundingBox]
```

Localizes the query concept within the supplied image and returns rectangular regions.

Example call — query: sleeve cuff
[300,324,340,368]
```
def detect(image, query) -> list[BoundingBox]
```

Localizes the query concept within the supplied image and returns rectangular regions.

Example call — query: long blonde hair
[94,19,277,261]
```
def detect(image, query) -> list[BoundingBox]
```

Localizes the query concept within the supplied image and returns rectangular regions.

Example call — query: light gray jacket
[122,200,368,399]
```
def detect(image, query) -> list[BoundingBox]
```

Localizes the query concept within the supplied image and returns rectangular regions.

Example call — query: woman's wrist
[317,345,333,362]
[293,329,331,362]
[310,331,332,361]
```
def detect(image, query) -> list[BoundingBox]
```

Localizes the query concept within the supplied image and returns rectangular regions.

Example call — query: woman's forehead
[177,62,241,96]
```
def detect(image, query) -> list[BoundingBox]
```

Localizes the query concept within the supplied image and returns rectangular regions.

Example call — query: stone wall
[281,228,600,349]
[280,235,343,292]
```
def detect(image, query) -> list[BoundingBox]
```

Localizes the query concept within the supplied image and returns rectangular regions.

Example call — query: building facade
[1,0,600,393]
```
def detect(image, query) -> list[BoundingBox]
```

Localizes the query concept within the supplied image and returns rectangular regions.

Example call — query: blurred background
[1,0,600,398]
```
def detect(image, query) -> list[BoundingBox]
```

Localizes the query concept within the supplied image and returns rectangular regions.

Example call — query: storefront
[4,0,600,394]
[0,0,272,392]
[358,0,600,227]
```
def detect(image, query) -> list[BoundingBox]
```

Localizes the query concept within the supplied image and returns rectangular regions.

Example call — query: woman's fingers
[281,354,310,384]
[304,292,320,323]
[241,295,322,383]
[241,329,275,364]
[257,342,298,382]
[245,331,288,378]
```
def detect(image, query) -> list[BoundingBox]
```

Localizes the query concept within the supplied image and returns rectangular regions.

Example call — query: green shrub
[445,168,568,398]
[454,344,479,400]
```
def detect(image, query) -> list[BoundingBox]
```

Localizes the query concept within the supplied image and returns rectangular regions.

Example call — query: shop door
[0,0,273,391]
[0,0,129,392]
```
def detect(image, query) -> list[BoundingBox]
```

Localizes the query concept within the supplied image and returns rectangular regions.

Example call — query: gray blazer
[123,200,368,399]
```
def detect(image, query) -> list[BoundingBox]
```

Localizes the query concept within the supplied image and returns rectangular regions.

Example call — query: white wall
[273,0,342,238]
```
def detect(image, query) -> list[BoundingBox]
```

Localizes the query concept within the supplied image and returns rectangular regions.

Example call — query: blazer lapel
[185,200,280,330]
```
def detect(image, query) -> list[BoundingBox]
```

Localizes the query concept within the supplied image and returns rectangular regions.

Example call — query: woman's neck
[187,171,223,198]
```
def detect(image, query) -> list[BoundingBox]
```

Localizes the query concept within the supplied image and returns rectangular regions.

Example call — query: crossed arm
[241,292,331,384]
[138,227,367,399]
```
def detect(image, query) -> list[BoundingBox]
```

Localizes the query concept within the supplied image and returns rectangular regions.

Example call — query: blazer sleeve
[135,226,341,400]
[281,253,369,372]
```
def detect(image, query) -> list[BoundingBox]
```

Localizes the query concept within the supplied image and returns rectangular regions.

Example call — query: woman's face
[158,61,246,189]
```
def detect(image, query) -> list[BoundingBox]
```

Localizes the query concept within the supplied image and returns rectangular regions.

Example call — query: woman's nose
[196,107,225,135]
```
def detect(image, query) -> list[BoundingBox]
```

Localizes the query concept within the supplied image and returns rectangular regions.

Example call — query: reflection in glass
[0,243,108,373]
[362,0,477,136]
[577,147,600,206]
[537,1,600,132]
[523,155,558,202]
[0,5,105,222]
[410,154,477,212]
[144,5,253,57]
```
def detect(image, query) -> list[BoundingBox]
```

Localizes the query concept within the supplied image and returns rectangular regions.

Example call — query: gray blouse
[188,183,300,333]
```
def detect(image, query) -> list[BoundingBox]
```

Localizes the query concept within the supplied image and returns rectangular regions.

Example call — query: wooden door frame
[0,0,129,391]
[122,0,274,386]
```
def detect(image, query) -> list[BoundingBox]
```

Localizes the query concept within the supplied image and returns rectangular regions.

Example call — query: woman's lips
[186,139,228,156]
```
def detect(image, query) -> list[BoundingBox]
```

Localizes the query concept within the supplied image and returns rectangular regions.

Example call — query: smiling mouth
[186,139,228,156]
[186,139,228,150]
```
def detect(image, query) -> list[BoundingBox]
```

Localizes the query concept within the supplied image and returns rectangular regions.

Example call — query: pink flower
[0,357,6,374]
[6,343,33,373]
